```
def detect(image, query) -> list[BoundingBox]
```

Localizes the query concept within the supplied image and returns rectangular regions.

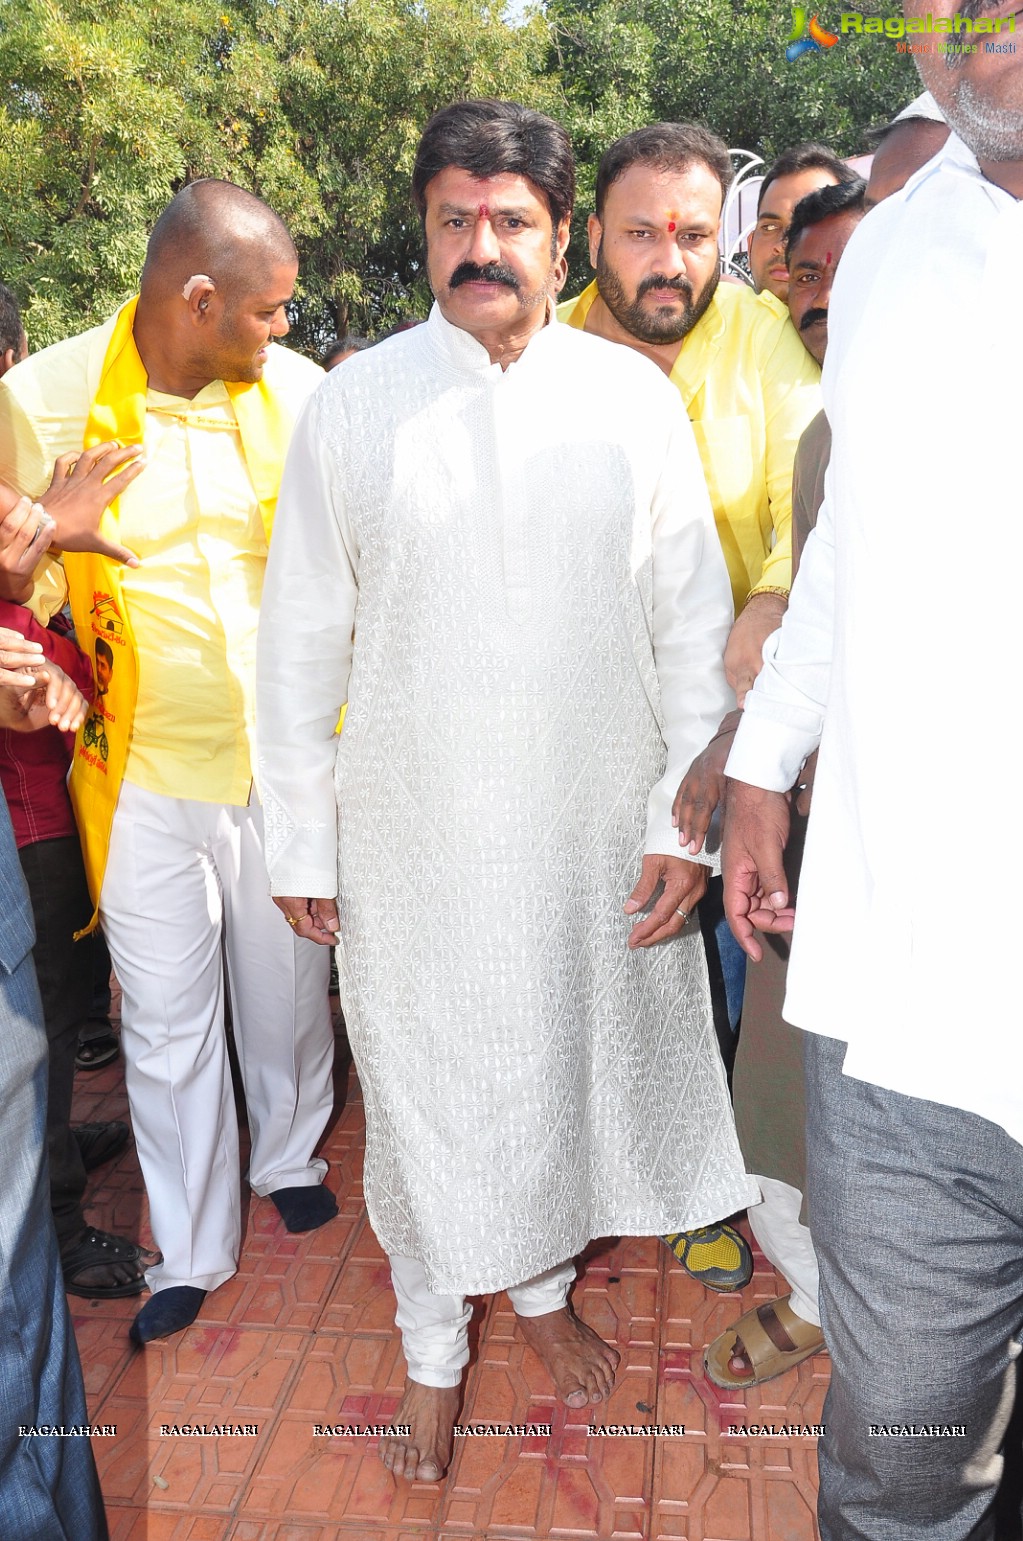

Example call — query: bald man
[0,181,337,1343]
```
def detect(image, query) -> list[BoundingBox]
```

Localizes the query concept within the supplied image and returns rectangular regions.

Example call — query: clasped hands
[0,625,89,734]
[272,897,341,946]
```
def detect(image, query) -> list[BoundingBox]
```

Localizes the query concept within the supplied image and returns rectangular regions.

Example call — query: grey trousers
[805,1031,1023,1541]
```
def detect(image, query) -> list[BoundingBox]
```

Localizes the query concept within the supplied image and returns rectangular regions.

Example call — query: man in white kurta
[258,99,756,1482]
[723,12,1023,1534]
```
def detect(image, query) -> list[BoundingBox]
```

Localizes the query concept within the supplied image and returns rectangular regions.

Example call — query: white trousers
[390,1254,576,1388]
[747,1174,820,1327]
[100,781,335,1293]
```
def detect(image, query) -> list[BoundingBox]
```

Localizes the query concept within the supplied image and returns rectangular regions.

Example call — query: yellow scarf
[65,295,292,934]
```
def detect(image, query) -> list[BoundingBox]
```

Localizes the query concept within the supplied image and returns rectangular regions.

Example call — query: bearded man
[257,98,757,1483]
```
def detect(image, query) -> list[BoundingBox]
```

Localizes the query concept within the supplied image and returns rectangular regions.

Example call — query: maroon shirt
[0,601,95,849]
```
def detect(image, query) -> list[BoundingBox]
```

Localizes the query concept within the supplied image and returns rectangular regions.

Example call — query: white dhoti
[100,781,334,1292]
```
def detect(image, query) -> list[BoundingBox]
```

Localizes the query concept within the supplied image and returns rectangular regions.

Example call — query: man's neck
[978,157,1023,199]
[581,290,685,379]
[131,310,215,399]
[470,298,552,370]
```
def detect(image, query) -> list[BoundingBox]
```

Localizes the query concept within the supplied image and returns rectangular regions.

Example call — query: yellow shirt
[558,281,821,616]
[0,313,322,803]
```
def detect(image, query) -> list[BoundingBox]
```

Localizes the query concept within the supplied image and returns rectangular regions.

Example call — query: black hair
[0,282,24,356]
[757,142,849,213]
[595,122,732,220]
[95,638,114,666]
[322,335,371,367]
[412,99,575,228]
[785,178,867,264]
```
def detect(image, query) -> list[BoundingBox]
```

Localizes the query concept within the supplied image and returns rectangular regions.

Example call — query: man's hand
[273,896,341,946]
[722,779,795,962]
[40,443,146,566]
[724,591,787,707]
[0,623,45,688]
[672,711,741,855]
[0,494,56,600]
[624,854,709,949]
[0,642,89,734]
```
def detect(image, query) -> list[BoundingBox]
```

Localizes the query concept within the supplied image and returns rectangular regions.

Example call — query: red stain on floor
[73,991,827,1539]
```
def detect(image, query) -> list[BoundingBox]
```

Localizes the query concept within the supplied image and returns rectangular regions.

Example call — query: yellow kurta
[0,314,322,804]
[559,281,821,616]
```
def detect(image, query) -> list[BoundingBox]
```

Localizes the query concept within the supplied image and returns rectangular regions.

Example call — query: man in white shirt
[257,97,756,1484]
[722,6,1023,1536]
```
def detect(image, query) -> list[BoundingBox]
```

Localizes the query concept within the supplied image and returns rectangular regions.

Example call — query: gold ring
[285,914,299,927]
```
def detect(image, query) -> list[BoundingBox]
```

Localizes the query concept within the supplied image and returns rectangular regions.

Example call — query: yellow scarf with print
[65,295,293,934]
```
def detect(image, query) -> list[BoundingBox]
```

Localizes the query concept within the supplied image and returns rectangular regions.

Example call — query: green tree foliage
[0,0,558,349]
[549,0,920,287]
[1,0,924,350]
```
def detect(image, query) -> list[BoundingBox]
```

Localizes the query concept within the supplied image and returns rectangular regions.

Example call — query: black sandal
[61,1226,151,1299]
[73,1120,130,1172]
[75,1031,120,1072]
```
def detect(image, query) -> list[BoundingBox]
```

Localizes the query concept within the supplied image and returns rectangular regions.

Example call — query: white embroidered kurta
[257,305,758,1294]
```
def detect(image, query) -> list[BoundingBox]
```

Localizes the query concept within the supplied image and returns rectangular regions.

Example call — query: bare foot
[379,1378,460,1482]
[517,1306,620,1407]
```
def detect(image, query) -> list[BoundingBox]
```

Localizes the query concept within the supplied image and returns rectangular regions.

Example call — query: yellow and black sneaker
[663,1223,753,1292]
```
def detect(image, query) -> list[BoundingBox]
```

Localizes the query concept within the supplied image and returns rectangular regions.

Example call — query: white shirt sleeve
[725,483,836,793]
[645,410,735,860]
[256,388,358,898]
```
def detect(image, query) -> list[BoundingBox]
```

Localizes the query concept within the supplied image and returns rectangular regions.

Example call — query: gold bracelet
[744,585,789,605]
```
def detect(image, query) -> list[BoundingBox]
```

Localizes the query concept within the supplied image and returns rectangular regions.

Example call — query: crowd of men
[0,5,1018,1534]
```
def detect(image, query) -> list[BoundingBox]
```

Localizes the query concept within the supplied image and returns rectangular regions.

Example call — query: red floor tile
[73,1007,824,1540]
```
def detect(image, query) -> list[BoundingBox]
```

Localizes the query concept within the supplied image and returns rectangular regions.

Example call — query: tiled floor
[71,1000,827,1541]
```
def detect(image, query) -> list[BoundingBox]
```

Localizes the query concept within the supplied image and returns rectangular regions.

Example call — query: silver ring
[675,907,689,922]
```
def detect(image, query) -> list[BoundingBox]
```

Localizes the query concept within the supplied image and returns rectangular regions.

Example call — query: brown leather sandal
[704,1293,826,1388]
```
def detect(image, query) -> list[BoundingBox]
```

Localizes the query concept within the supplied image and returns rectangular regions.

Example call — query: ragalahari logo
[787,6,840,58]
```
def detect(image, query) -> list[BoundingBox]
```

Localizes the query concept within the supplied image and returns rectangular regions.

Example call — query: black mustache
[637,274,693,300]
[449,261,520,291]
[800,307,828,331]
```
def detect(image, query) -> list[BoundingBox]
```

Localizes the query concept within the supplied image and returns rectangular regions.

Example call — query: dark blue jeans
[0,799,107,1538]
[698,874,747,1047]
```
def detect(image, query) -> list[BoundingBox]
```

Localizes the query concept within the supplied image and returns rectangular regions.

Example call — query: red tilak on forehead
[825,250,832,265]
[668,221,676,232]
[478,204,490,219]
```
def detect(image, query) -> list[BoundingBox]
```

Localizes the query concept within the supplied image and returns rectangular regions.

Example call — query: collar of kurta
[424,297,560,375]
[86,295,291,540]
[909,127,1020,210]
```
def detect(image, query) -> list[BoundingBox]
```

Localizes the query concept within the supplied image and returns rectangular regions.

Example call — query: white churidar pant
[390,1254,576,1388]
[748,1174,820,1327]
[99,781,335,1293]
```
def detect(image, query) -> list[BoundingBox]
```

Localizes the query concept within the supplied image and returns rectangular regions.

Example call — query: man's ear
[0,346,17,378]
[587,213,602,270]
[181,275,217,325]
[554,215,571,265]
